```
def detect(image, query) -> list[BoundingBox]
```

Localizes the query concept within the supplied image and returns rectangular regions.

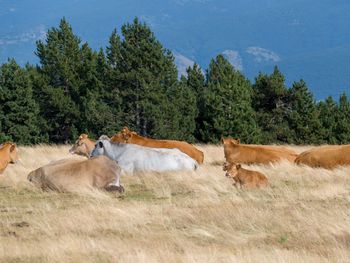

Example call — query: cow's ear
[236,139,240,144]
[236,164,241,169]
[10,144,15,152]
[98,141,103,148]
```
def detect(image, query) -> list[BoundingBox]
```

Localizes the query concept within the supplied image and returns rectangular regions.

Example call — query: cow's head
[69,134,92,157]
[121,127,137,142]
[7,142,19,164]
[224,162,241,178]
[111,132,125,143]
[221,137,240,145]
[91,140,105,157]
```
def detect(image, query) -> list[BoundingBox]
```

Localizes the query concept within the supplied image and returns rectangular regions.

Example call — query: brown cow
[27,156,124,192]
[111,127,204,164]
[69,134,96,158]
[295,145,350,169]
[222,138,297,164]
[0,142,19,174]
[223,162,268,189]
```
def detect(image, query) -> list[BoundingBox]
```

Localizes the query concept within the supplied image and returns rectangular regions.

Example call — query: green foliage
[253,66,291,143]
[0,17,348,145]
[0,60,44,144]
[106,18,181,139]
[200,55,261,143]
[286,80,322,144]
[317,97,339,144]
[186,63,205,141]
[335,93,350,143]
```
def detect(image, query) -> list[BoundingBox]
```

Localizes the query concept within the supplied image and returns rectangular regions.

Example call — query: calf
[223,162,268,189]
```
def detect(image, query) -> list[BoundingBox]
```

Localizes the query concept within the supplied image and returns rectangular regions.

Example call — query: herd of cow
[1,127,350,192]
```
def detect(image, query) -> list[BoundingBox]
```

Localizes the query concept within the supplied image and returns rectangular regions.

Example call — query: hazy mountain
[1,0,349,99]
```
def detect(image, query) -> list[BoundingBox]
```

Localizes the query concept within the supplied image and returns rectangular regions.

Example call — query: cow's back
[225,144,296,164]
[295,145,350,169]
[111,143,197,173]
[28,156,118,191]
[128,136,204,164]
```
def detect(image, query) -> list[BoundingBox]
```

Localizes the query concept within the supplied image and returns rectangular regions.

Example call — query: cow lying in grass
[111,127,204,164]
[91,136,198,174]
[222,137,297,165]
[223,162,268,189]
[295,145,350,169]
[0,142,19,174]
[27,156,124,192]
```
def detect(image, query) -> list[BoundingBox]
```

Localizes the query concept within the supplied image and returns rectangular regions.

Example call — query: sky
[0,0,349,99]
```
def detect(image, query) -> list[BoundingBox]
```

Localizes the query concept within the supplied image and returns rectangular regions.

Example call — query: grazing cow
[223,162,268,189]
[295,145,350,169]
[222,138,297,164]
[27,156,124,192]
[69,134,96,158]
[91,136,198,174]
[0,142,19,174]
[111,127,204,164]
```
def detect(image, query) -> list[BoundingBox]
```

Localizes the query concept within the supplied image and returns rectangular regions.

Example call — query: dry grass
[1,144,350,262]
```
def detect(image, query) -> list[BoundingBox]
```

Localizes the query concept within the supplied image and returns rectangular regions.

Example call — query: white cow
[90,137,198,174]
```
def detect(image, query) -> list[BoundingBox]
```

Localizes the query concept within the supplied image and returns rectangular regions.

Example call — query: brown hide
[27,156,122,192]
[0,142,18,174]
[111,127,204,164]
[223,162,268,189]
[222,138,297,164]
[295,145,350,169]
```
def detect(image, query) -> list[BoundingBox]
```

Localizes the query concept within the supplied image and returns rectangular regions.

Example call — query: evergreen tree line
[0,18,349,145]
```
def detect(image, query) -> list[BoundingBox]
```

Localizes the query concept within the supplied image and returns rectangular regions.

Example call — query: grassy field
[1,144,350,262]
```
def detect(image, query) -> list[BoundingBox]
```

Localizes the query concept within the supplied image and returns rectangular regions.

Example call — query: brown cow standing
[295,145,350,169]
[69,134,96,158]
[111,127,204,164]
[27,156,124,192]
[223,162,268,189]
[222,138,297,164]
[0,142,19,174]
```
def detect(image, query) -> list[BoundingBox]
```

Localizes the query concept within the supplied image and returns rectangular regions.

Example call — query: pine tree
[252,66,291,143]
[35,18,84,142]
[167,76,198,142]
[0,59,43,144]
[107,18,181,139]
[335,93,350,143]
[186,63,205,141]
[83,48,123,137]
[286,80,322,144]
[317,96,338,144]
[200,55,261,143]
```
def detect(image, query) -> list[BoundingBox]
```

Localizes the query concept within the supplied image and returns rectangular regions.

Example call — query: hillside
[1,145,350,262]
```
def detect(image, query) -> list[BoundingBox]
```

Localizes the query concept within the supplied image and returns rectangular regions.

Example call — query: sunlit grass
[0,144,350,262]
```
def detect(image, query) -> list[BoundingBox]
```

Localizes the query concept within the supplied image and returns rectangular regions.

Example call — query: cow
[27,156,124,192]
[295,145,350,169]
[223,162,268,189]
[69,134,96,158]
[222,138,298,164]
[110,127,204,164]
[0,142,19,174]
[91,136,198,174]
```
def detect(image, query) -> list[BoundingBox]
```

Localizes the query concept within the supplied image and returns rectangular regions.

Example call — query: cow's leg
[105,170,125,192]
